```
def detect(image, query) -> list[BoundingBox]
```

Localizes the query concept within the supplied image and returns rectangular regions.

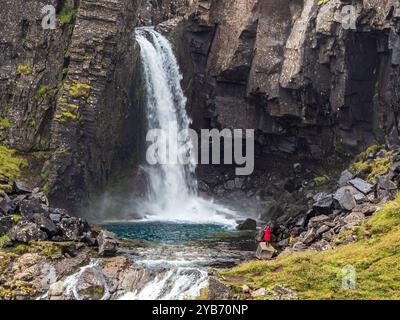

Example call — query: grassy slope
[220,194,400,300]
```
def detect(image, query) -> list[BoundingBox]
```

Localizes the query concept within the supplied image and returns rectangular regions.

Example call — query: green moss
[352,146,393,182]
[0,118,12,130]
[313,176,328,185]
[318,0,330,5]
[0,146,28,188]
[59,3,78,25]
[11,214,22,223]
[35,84,52,99]
[32,151,51,160]
[0,251,11,275]
[43,183,49,193]
[0,235,11,247]
[16,64,31,76]
[40,170,50,180]
[219,193,400,300]
[68,81,92,99]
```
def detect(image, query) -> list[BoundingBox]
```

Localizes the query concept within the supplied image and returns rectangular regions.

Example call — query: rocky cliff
[181,0,400,159]
[1,0,400,214]
[0,0,142,212]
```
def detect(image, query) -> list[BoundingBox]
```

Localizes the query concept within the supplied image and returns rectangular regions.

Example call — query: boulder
[236,218,257,230]
[75,267,107,300]
[316,224,330,236]
[338,170,355,187]
[8,221,48,243]
[208,277,230,300]
[0,198,14,216]
[33,213,58,237]
[256,242,276,260]
[312,193,333,214]
[334,187,357,211]
[12,181,32,195]
[97,230,119,257]
[308,214,330,228]
[59,217,89,241]
[377,176,397,191]
[349,178,374,194]
[19,198,49,221]
[0,216,14,236]
[341,211,365,228]
[302,228,317,245]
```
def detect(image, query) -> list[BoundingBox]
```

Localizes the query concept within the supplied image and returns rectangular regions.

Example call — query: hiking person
[289,230,297,245]
[263,225,271,245]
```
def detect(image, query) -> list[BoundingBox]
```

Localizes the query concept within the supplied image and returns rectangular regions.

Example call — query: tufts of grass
[219,193,400,300]
[16,64,31,76]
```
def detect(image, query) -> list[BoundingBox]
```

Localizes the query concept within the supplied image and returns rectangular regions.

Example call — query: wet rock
[334,187,357,211]
[236,218,256,230]
[12,181,32,195]
[97,230,119,257]
[349,178,374,194]
[75,268,107,300]
[338,170,355,187]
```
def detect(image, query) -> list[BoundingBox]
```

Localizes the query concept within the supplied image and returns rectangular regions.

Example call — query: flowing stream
[51,28,252,301]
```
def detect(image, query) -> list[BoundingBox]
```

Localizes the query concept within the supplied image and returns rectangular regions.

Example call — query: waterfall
[135,27,236,225]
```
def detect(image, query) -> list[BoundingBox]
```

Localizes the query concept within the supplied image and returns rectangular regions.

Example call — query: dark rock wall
[1,0,400,214]
[182,0,400,162]
[0,0,142,213]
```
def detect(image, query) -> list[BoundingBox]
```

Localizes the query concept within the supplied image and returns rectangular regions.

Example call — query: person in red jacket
[263,225,272,245]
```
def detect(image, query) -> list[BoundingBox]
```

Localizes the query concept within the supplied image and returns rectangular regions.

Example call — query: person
[289,230,297,245]
[263,225,271,245]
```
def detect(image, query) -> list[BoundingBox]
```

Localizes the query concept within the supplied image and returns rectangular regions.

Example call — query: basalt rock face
[182,0,400,160]
[0,0,141,212]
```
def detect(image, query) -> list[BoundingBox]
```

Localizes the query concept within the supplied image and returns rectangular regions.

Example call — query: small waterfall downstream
[135,27,236,225]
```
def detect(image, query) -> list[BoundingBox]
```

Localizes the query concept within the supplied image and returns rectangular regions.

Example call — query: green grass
[0,146,28,190]
[0,118,12,130]
[16,64,31,76]
[220,194,400,300]
[352,145,394,182]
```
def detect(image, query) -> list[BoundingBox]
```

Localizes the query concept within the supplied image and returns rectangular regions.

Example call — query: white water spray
[135,27,236,225]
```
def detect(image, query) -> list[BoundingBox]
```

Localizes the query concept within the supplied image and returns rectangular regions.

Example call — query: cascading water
[135,27,236,225]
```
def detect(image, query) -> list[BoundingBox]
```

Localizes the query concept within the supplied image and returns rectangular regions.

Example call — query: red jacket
[263,227,271,242]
